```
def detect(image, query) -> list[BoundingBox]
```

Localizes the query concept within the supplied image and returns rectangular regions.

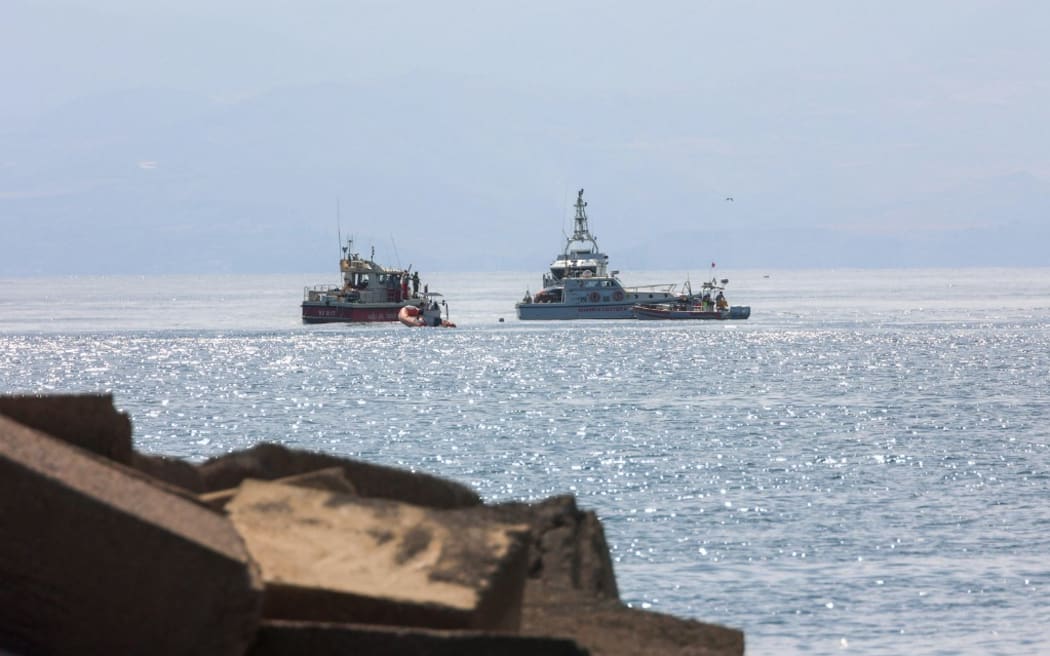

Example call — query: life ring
[613,291,624,301]
[589,291,600,303]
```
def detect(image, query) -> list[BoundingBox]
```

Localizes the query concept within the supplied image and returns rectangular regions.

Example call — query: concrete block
[199,466,357,511]
[487,495,620,601]
[521,594,745,656]
[131,451,206,493]
[227,480,529,631]
[0,393,132,464]
[0,415,263,656]
[249,619,589,656]
[198,442,481,508]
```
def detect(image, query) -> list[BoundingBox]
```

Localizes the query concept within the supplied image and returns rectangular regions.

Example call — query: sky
[2,0,1049,275]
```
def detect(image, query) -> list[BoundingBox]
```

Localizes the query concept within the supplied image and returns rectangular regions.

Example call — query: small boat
[633,304,751,320]
[633,277,750,321]
[398,294,456,328]
[516,188,677,320]
[302,238,430,324]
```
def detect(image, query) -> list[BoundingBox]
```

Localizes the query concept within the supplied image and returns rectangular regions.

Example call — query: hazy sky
[3,1,1049,274]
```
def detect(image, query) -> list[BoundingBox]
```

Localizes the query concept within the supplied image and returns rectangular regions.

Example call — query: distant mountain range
[3,82,1048,275]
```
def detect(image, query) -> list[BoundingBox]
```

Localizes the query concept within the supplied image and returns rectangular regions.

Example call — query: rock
[198,442,481,509]
[131,451,206,493]
[521,592,745,656]
[0,393,132,464]
[484,495,620,601]
[248,619,589,656]
[0,393,746,653]
[489,497,746,654]
[199,466,357,511]
[226,480,529,631]
[0,415,263,656]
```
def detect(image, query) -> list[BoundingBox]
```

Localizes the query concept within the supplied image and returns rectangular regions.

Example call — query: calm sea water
[2,268,1048,654]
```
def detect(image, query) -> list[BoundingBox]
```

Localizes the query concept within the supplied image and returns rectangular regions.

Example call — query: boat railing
[623,283,677,294]
[303,285,341,301]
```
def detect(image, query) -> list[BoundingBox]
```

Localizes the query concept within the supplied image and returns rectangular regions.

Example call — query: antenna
[389,236,402,269]
[561,183,571,245]
[336,199,345,257]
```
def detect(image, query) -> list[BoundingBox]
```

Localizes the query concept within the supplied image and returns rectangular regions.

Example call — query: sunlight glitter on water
[3,269,1050,654]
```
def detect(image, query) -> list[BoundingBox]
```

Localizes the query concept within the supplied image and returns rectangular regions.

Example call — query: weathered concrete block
[199,465,357,511]
[486,496,746,654]
[0,415,263,656]
[486,495,620,601]
[131,451,207,493]
[521,594,745,656]
[0,393,132,464]
[249,619,590,656]
[198,442,481,509]
[227,480,529,631]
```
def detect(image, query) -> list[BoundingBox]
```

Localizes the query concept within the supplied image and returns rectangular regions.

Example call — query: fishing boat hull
[302,234,443,324]
[301,300,421,323]
[633,304,751,320]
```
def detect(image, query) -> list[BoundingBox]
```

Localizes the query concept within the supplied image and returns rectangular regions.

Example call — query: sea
[1,268,1048,655]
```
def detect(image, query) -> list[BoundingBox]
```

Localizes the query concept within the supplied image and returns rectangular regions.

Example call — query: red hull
[301,302,415,323]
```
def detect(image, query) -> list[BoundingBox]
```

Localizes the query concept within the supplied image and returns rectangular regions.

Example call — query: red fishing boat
[301,239,428,323]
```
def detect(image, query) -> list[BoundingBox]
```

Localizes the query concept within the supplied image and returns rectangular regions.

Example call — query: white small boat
[633,305,751,320]
[633,278,750,321]
[398,294,456,327]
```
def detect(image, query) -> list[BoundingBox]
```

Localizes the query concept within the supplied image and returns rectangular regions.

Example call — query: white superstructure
[516,189,676,320]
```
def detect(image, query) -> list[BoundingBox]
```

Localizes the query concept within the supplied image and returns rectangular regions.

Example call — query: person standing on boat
[412,271,420,296]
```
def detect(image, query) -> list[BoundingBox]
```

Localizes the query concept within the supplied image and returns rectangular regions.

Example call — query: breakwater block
[200,465,358,511]
[226,480,530,631]
[486,494,620,601]
[248,619,589,656]
[199,442,481,509]
[0,392,132,464]
[131,451,207,492]
[0,415,264,656]
[522,594,745,656]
